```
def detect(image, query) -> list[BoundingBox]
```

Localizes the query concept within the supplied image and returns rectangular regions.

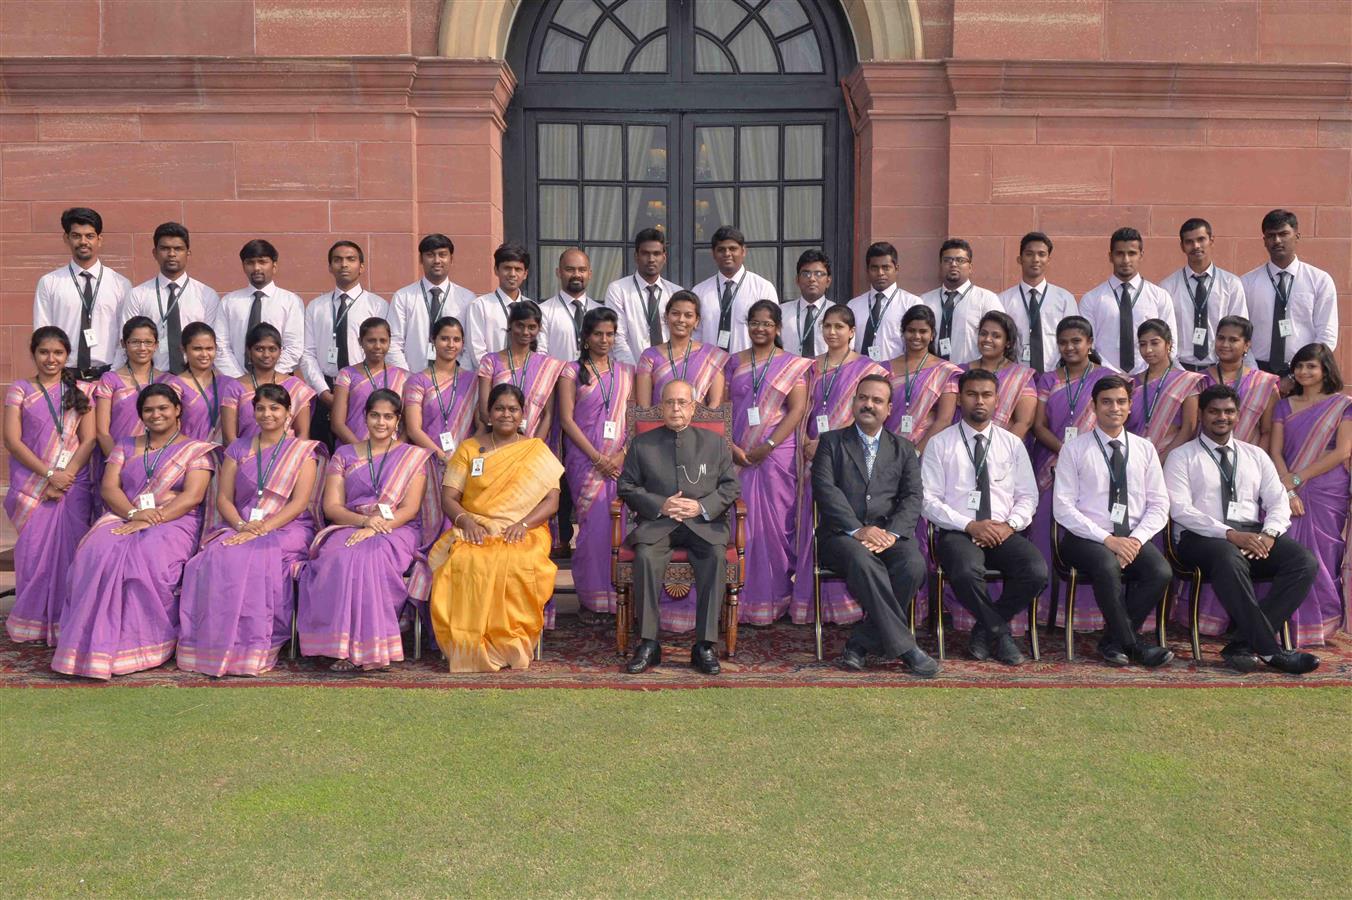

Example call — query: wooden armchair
[609,402,747,657]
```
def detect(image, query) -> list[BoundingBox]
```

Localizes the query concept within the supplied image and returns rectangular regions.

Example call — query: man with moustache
[214,239,306,377]
[539,247,624,362]
[845,241,922,362]
[998,232,1077,373]
[781,249,835,358]
[386,233,478,372]
[1160,219,1248,373]
[119,222,220,373]
[1078,227,1177,374]
[916,239,1003,364]
[691,226,778,354]
[1240,209,1338,377]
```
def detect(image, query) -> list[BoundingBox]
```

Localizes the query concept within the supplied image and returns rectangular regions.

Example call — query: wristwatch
[125,508,138,521]
[1290,474,1303,488]
[1261,527,1280,539]
[44,468,55,479]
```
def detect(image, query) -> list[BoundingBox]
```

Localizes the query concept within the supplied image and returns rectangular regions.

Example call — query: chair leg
[934,571,946,661]
[1155,586,1167,651]
[1047,569,1060,631]
[1281,621,1293,652]
[414,608,423,662]
[813,570,824,662]
[1065,571,1077,661]
[534,631,543,661]
[1190,577,1203,662]
[726,590,739,658]
[616,586,630,656]
[289,607,298,662]
[1029,594,1040,662]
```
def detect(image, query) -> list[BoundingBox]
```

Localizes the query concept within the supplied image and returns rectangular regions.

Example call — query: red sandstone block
[948,204,1036,236]
[950,116,1037,146]
[1207,118,1320,148]
[1039,204,1151,237]
[953,1,1103,61]
[0,0,99,56]
[316,113,414,143]
[409,0,443,56]
[0,234,73,293]
[1,114,40,143]
[365,233,420,294]
[438,234,497,294]
[358,143,415,200]
[1319,120,1351,149]
[254,0,410,56]
[867,120,948,149]
[182,232,344,297]
[1023,235,1115,296]
[1103,1,1259,63]
[1114,148,1351,206]
[915,0,955,59]
[416,202,498,238]
[1036,116,1204,146]
[141,113,314,142]
[0,203,31,234]
[866,205,950,239]
[1145,205,1318,241]
[181,200,331,234]
[38,114,140,142]
[1259,0,1352,65]
[0,292,37,327]
[30,200,183,235]
[1316,207,1351,239]
[416,118,501,149]
[990,146,1111,204]
[1,142,235,200]
[870,148,950,208]
[418,145,500,204]
[235,142,357,200]
[888,238,943,293]
[332,201,414,234]
[1294,238,1352,291]
[947,146,991,204]
[101,0,254,56]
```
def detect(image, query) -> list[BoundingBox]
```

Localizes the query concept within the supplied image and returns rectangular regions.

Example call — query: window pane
[694,252,717,286]
[584,186,625,242]
[552,0,602,35]
[629,187,668,235]
[783,186,822,241]
[537,245,573,295]
[695,127,734,182]
[694,187,734,245]
[614,0,665,40]
[627,125,667,181]
[695,34,734,73]
[761,0,808,37]
[537,124,578,179]
[784,125,823,179]
[539,186,578,241]
[629,35,666,73]
[540,30,584,73]
[583,18,633,72]
[728,24,778,73]
[779,31,823,73]
[695,0,744,40]
[781,245,819,301]
[586,246,625,298]
[744,247,779,298]
[740,186,778,243]
[739,126,778,181]
[583,124,623,180]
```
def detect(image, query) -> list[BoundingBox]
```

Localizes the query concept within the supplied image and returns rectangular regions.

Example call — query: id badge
[55,449,74,470]
[137,493,156,510]
[966,490,983,511]
[938,338,952,357]
[1110,502,1127,524]
[868,345,886,362]
[746,408,761,427]
[718,329,731,349]
[1277,318,1294,338]
[378,503,395,520]
[439,432,456,452]
[1192,327,1209,346]
[1227,501,1243,521]
[1020,344,1031,362]
[425,342,437,361]
[898,415,914,434]
[326,346,339,365]
[1063,426,1078,444]
[83,328,98,348]
[603,421,618,441]
[249,507,267,523]
[471,457,485,477]
[815,414,830,434]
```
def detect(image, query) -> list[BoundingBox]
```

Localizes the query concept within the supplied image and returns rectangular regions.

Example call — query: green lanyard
[665,341,692,383]
[900,352,929,407]
[361,362,390,391]
[366,439,392,492]
[587,359,614,413]
[506,350,533,390]
[429,363,460,424]
[1140,369,1167,423]
[188,370,220,429]
[1064,363,1094,417]
[819,355,846,410]
[254,436,286,501]
[38,378,66,437]
[748,348,776,400]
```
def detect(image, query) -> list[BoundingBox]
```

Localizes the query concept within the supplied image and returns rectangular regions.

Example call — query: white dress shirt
[1239,258,1339,365]
[1078,274,1177,374]
[997,280,1078,373]
[692,266,779,354]
[299,285,389,394]
[213,282,306,377]
[916,282,1004,364]
[602,272,682,366]
[385,277,477,371]
[538,291,615,363]
[922,420,1038,533]
[781,296,833,358]
[1159,264,1248,367]
[32,259,132,368]
[1164,433,1291,540]
[119,272,221,371]
[1053,427,1169,544]
[846,284,922,361]
[465,289,533,368]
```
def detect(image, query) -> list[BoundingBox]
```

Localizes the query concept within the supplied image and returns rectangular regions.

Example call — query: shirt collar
[1185,263,1215,280]
[634,272,663,287]
[246,281,275,297]
[1113,274,1143,291]
[559,291,591,306]
[71,259,103,279]
[721,267,746,287]
[1095,425,1128,445]
[871,283,897,299]
[1270,258,1299,277]
[1199,432,1234,453]
[798,295,827,308]
[422,276,450,292]
[941,280,972,295]
[336,284,364,301]
[854,424,881,447]
[159,272,189,289]
[962,418,993,436]
[1021,278,1046,292]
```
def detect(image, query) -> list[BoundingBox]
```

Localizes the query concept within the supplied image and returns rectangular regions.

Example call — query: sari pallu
[4,380,95,645]
[885,360,960,441]
[297,442,435,669]
[225,374,317,441]
[176,437,325,677]
[51,437,217,680]
[560,361,634,614]
[1200,368,1279,444]
[726,352,813,624]
[478,352,567,439]
[164,372,240,443]
[405,367,478,530]
[1127,368,1203,452]
[334,364,410,442]
[950,363,1038,430]
[429,438,564,671]
[790,356,888,625]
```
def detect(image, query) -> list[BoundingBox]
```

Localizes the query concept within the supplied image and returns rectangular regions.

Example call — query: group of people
[5,205,1344,679]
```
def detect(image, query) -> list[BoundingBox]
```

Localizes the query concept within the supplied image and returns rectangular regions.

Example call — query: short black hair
[1136,317,1173,344]
[1216,315,1253,342]
[153,222,190,249]
[253,382,292,411]
[1110,227,1143,249]
[61,207,103,235]
[1019,231,1053,254]
[711,225,745,249]
[1198,383,1239,412]
[493,242,530,269]
[246,322,283,350]
[865,241,898,266]
[365,387,403,418]
[239,238,278,262]
[358,316,391,339]
[634,228,666,250]
[180,321,217,348]
[1091,373,1134,402]
[328,239,365,264]
[796,248,831,276]
[1179,218,1212,239]
[1261,209,1299,234]
[957,367,998,392]
[418,233,455,255]
[856,373,893,402]
[940,238,973,261]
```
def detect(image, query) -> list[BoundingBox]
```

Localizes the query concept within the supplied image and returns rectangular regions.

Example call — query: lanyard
[867,286,897,332]
[1063,363,1094,417]
[142,430,180,482]
[506,349,533,390]
[1140,369,1167,423]
[1212,365,1244,392]
[361,362,389,391]
[1187,268,1211,306]
[188,370,220,429]
[819,355,847,409]
[127,365,156,392]
[720,272,747,311]
[420,280,447,326]
[560,293,587,344]
[366,439,392,492]
[249,369,278,391]
[429,363,460,424]
[493,289,513,321]
[38,378,66,437]
[900,352,929,406]
[68,263,104,314]
[254,436,286,500]
[1200,439,1237,496]
[799,300,822,349]
[633,274,661,316]
[155,276,188,326]
[587,358,615,412]
[956,421,989,480]
[748,347,776,400]
[666,340,692,383]
[1017,282,1043,317]
[1092,430,1130,496]
[1266,264,1291,303]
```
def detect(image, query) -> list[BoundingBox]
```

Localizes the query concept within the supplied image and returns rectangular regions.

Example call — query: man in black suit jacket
[812,374,940,676]
[618,379,741,674]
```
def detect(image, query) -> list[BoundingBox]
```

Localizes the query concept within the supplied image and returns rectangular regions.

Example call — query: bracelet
[236,520,248,530]
[1286,489,1297,499]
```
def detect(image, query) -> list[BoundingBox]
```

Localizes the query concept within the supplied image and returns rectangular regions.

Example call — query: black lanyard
[1092,430,1130,497]
[127,366,156,392]
[1063,363,1094,417]
[493,289,513,321]
[420,280,446,328]
[154,276,187,326]
[429,363,460,424]
[188,370,220,429]
[1140,369,1167,423]
[1200,439,1237,496]
[249,370,278,392]
[748,348,776,400]
[956,421,990,479]
[506,349,532,390]
[666,341,692,383]
[142,430,180,482]
[69,263,104,314]
[587,359,615,413]
[38,378,66,437]
[799,300,822,349]
[900,352,929,406]
[366,439,392,492]
[254,436,286,501]
[819,355,847,410]
[361,362,390,391]
[868,285,897,333]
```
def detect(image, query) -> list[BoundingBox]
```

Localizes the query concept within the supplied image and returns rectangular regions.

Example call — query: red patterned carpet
[3,614,1350,689]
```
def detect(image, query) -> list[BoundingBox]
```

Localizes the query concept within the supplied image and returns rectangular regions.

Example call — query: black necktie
[77,271,94,370]
[1026,288,1043,370]
[800,302,819,358]
[974,433,991,521]
[1190,274,1209,360]
[334,293,351,370]
[645,284,662,346]
[573,298,586,350]
[427,287,443,340]
[861,291,884,355]
[718,279,734,348]
[1216,445,1237,526]
[1118,282,1134,371]
[940,290,958,358]
[248,289,265,335]
[1109,439,1130,537]
[165,282,184,373]
[1268,271,1290,367]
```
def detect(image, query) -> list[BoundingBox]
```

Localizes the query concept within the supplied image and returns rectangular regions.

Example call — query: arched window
[505,0,855,301]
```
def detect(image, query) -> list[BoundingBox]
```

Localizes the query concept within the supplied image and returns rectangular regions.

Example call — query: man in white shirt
[1078,227,1177,374]
[782,249,835,358]
[691,225,778,354]
[32,207,132,381]
[916,238,1003,364]
[300,240,389,448]
[1164,384,1320,674]
[386,233,478,372]
[998,232,1077,373]
[119,222,220,374]
[602,227,683,366]
[922,368,1046,665]
[538,247,621,363]
[846,241,921,362]
[465,242,532,367]
[1160,218,1248,372]
[214,239,306,377]
[1054,374,1174,667]
[1240,209,1338,377]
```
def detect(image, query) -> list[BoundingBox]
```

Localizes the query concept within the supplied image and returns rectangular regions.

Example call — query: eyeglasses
[661,398,693,408]
[799,270,830,279]
[941,256,971,265]
[125,340,157,348]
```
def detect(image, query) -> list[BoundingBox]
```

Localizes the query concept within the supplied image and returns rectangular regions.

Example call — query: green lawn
[0,687,1347,898]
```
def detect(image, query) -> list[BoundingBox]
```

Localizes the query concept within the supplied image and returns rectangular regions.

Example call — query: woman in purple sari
[163,321,239,444]
[177,383,324,677]
[1126,318,1202,461]
[477,301,567,441]
[3,327,97,645]
[221,322,315,444]
[405,316,478,526]
[790,304,888,624]
[1268,343,1351,646]
[558,308,634,614]
[636,290,728,408]
[1201,315,1279,450]
[955,310,1038,439]
[298,389,433,671]
[885,305,959,455]
[92,316,166,508]
[52,384,216,679]
[331,317,409,444]
[725,300,812,624]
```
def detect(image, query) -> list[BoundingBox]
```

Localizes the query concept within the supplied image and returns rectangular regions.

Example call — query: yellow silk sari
[429,436,564,672]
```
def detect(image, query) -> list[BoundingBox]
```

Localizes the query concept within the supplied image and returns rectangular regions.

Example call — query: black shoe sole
[1222,653,1258,674]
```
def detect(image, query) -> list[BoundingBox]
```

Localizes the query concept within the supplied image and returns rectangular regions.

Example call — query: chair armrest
[927,520,937,559]
[731,498,747,551]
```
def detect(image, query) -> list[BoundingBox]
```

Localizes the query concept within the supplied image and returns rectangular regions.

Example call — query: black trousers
[1176,531,1317,655]
[556,473,575,548]
[310,376,337,451]
[1257,358,1291,378]
[935,530,1048,636]
[1058,532,1172,649]
[819,533,925,657]
[631,524,725,643]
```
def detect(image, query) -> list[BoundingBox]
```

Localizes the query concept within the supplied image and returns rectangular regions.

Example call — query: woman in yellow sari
[429,383,563,671]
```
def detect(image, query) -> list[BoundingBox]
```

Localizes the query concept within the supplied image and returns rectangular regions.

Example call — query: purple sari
[478,352,567,439]
[950,362,1037,430]
[164,371,239,444]
[226,374,317,442]
[91,368,165,513]
[4,380,95,645]
[51,437,217,679]
[335,364,409,442]
[176,437,325,676]
[726,352,813,624]
[404,366,478,525]
[1126,368,1202,451]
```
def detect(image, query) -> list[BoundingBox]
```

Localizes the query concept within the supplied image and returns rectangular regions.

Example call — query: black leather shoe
[624,639,661,674]
[691,641,720,675]
[838,646,866,672]
[993,632,1027,666]
[1264,649,1320,675]
[1220,642,1259,674]
[969,625,991,662]
[1128,643,1174,668]
[1099,643,1130,667]
[900,647,940,678]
